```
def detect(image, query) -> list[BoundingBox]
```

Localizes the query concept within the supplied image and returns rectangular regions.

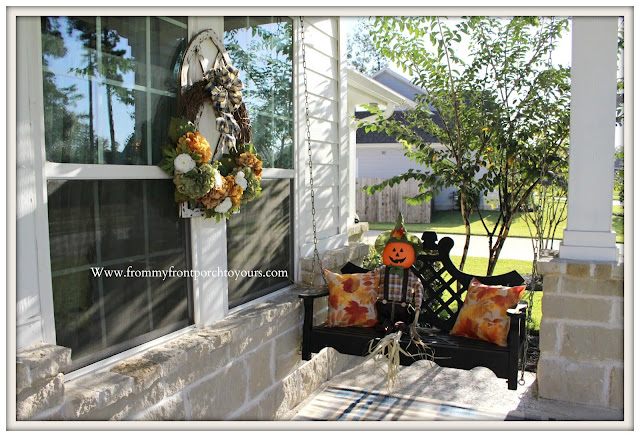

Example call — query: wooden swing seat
[299,231,528,390]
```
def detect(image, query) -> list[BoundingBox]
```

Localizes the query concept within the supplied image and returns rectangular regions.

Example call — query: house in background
[354,68,499,221]
[11,11,626,424]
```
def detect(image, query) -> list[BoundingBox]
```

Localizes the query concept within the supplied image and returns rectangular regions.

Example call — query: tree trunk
[458,190,472,271]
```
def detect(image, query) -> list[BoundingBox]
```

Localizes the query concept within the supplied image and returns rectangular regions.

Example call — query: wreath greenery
[158,32,262,221]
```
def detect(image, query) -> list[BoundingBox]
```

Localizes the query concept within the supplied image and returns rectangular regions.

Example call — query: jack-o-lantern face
[382,242,415,269]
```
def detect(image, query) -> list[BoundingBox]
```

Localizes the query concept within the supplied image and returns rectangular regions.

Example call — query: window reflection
[41,16,186,165]
[224,17,293,169]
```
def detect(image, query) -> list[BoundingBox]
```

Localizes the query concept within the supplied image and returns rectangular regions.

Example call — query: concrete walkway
[363,231,624,262]
[286,355,624,422]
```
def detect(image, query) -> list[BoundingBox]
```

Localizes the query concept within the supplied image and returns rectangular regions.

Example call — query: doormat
[293,385,525,421]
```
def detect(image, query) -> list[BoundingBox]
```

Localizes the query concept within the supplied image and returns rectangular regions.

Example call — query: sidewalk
[363,230,624,262]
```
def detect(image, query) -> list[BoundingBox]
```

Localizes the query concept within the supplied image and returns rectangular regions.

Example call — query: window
[224,17,294,307]
[41,16,192,370]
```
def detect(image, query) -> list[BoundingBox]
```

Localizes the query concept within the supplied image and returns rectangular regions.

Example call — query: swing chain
[300,17,326,287]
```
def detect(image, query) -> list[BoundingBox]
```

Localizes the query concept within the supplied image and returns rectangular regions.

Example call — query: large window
[224,17,294,307]
[41,16,191,369]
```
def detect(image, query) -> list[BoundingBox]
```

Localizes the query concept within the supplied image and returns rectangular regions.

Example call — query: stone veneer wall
[16,288,352,421]
[537,256,624,409]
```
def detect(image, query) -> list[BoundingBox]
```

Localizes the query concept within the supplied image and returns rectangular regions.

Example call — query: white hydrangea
[174,153,196,173]
[235,171,248,190]
[214,197,233,214]
[213,168,224,189]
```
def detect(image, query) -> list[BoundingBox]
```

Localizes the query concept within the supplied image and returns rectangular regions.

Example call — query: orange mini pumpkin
[382,241,415,269]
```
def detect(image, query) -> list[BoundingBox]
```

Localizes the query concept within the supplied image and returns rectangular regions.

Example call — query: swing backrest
[413,231,525,333]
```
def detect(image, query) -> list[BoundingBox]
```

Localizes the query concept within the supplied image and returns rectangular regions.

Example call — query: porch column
[558,17,619,262]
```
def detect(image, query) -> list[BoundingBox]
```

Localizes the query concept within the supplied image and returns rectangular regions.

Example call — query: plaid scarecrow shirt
[373,266,424,309]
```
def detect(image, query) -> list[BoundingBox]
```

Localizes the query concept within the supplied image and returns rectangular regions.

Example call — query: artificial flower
[235,171,248,190]
[174,153,196,173]
[199,180,228,209]
[226,175,244,207]
[214,197,233,214]
[236,152,263,180]
[173,163,217,199]
[178,131,212,164]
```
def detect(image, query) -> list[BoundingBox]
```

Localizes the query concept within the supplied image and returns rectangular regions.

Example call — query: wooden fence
[356,178,432,224]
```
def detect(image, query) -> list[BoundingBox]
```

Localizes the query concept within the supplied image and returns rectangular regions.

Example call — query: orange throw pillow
[450,278,525,346]
[324,269,380,328]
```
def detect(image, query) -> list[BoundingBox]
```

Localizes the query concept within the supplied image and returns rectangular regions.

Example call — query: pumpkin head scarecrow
[374,213,425,334]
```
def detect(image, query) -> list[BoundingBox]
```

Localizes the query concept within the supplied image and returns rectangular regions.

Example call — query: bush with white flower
[158,116,263,221]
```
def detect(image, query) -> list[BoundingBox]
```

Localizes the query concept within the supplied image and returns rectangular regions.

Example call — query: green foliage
[363,16,571,274]
[173,163,218,200]
[363,245,383,270]
[614,148,624,204]
[346,19,389,75]
[168,116,196,143]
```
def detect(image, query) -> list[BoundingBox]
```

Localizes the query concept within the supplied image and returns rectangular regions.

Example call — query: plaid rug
[294,386,521,421]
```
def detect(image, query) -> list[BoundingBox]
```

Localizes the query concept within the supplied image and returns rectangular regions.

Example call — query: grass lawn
[369,204,624,243]
[449,255,542,334]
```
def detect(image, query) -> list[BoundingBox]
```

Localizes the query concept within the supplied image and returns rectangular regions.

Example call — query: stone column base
[537,256,624,409]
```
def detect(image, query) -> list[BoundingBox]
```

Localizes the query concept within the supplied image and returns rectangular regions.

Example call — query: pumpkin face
[382,242,415,269]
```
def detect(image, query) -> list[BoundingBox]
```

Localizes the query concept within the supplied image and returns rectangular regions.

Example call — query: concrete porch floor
[285,353,624,422]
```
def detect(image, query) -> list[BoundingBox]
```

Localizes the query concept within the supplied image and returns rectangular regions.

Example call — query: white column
[187,17,229,327]
[559,17,619,262]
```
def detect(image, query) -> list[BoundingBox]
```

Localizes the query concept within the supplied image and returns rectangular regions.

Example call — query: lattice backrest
[413,231,525,332]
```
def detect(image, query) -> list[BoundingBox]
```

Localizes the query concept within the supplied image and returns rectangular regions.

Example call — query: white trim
[44,162,171,180]
[63,325,196,382]
[262,168,295,179]
[17,17,57,346]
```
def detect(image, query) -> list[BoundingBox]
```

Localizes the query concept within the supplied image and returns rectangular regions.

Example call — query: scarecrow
[373,212,425,335]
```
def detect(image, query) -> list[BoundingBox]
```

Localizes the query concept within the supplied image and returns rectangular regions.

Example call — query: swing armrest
[507,301,528,318]
[298,289,329,299]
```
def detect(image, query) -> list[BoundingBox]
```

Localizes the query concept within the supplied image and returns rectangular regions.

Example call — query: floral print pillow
[450,278,525,346]
[324,270,380,328]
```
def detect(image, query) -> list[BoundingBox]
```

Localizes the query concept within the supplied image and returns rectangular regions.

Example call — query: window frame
[35,15,195,359]
[17,15,301,373]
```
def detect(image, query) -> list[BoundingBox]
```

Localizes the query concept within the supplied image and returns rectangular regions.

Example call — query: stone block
[275,369,302,418]
[110,358,162,392]
[538,258,566,276]
[299,350,328,400]
[246,343,274,399]
[561,325,624,362]
[609,365,624,409]
[163,344,230,397]
[81,379,165,421]
[325,347,352,379]
[62,371,133,419]
[141,346,188,376]
[229,321,278,360]
[537,357,608,407]
[542,275,561,294]
[542,294,612,324]
[275,329,303,381]
[16,343,72,393]
[592,263,613,279]
[186,361,248,420]
[611,298,624,326]
[134,394,186,421]
[561,277,623,297]
[159,331,216,363]
[566,261,591,278]
[16,374,64,420]
[611,263,624,279]
[538,320,560,354]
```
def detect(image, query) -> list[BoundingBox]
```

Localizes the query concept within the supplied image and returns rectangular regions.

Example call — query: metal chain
[519,16,555,385]
[300,17,326,287]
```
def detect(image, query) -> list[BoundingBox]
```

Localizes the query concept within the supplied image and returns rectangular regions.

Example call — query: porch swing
[296,17,532,390]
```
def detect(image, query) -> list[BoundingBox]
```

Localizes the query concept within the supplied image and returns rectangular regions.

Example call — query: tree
[346,19,389,75]
[360,16,571,273]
